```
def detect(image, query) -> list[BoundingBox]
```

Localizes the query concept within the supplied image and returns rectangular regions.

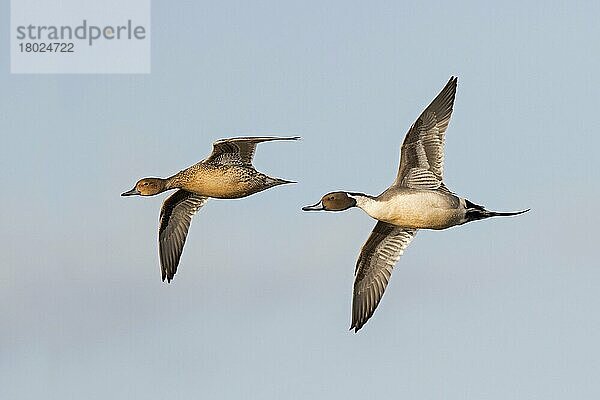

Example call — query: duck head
[302,191,357,212]
[121,177,167,197]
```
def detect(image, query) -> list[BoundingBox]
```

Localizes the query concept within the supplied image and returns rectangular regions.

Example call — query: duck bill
[121,187,140,196]
[302,201,325,211]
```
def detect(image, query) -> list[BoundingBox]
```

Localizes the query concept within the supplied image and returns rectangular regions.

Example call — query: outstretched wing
[204,136,300,166]
[394,77,457,190]
[351,222,417,332]
[158,190,209,282]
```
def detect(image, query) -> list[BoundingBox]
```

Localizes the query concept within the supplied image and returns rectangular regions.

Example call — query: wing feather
[204,136,300,166]
[158,190,209,282]
[351,222,417,332]
[395,77,458,189]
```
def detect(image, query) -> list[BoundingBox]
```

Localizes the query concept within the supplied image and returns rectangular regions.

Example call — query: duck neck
[347,192,378,215]
[164,174,183,190]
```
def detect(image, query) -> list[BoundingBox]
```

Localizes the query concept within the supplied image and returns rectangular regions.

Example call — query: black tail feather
[465,199,529,222]
[487,209,530,217]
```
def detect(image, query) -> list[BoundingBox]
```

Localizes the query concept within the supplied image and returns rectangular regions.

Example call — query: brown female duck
[122,136,299,282]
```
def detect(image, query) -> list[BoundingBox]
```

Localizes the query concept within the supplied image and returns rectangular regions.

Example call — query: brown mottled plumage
[122,136,299,282]
[167,163,290,199]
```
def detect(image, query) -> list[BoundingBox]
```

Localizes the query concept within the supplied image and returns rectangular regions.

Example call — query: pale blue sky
[2,1,600,399]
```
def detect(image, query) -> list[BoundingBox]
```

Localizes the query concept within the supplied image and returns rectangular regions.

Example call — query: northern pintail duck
[303,77,528,332]
[122,136,299,282]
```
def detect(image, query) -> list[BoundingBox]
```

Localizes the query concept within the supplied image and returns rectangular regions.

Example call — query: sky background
[2,1,600,399]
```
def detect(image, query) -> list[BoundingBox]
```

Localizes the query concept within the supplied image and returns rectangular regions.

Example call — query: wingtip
[265,135,301,140]
[278,135,301,141]
[161,270,174,283]
[270,135,301,141]
[213,135,301,143]
[446,76,458,88]
[269,135,301,141]
[349,320,363,333]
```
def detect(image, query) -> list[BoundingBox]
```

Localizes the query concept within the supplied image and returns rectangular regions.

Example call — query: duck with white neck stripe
[303,77,528,332]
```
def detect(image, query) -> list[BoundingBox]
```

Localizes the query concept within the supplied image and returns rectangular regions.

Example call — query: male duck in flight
[303,77,528,332]
[123,136,299,282]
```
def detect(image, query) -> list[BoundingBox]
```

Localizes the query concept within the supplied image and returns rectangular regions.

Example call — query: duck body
[167,163,291,199]
[357,188,463,230]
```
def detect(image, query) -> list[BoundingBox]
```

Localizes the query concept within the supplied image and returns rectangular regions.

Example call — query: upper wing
[204,136,300,166]
[351,222,417,332]
[394,77,457,190]
[158,190,209,282]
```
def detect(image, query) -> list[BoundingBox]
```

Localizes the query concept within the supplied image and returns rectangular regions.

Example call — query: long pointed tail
[486,209,530,217]
[266,176,297,187]
[464,199,529,222]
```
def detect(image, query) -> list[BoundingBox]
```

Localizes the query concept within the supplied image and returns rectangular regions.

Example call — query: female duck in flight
[123,136,299,282]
